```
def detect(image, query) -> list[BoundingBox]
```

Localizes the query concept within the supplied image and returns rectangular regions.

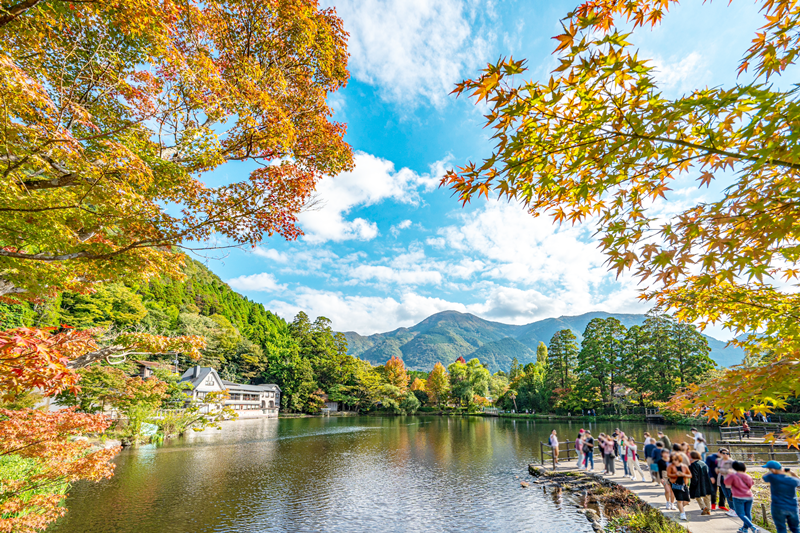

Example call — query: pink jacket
[724,472,754,499]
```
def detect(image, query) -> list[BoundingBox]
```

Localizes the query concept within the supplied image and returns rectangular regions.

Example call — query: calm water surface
[48,417,702,533]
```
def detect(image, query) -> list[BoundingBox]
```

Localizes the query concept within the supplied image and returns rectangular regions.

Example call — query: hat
[763,460,783,470]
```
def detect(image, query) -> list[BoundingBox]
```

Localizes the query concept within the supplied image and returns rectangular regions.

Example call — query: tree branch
[0,0,43,27]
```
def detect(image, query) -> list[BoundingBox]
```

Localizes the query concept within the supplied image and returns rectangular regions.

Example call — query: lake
[48,416,706,533]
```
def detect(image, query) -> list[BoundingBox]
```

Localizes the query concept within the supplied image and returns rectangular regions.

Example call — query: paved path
[546,462,751,533]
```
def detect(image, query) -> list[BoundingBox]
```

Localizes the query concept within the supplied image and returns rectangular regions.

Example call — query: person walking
[644,437,657,477]
[549,430,559,465]
[649,441,664,484]
[626,437,645,481]
[658,449,675,510]
[583,431,595,472]
[657,430,672,450]
[725,461,759,532]
[689,451,713,515]
[619,434,630,477]
[576,431,585,470]
[602,434,615,475]
[762,461,800,533]
[743,421,751,438]
[717,448,738,517]
[667,453,693,521]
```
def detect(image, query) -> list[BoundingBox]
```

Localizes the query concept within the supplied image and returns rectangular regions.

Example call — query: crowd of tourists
[548,428,800,533]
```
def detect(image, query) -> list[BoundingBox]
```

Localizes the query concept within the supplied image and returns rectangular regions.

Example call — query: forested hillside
[344,310,745,371]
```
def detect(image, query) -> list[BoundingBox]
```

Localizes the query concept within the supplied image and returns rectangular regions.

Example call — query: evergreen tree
[547,329,579,390]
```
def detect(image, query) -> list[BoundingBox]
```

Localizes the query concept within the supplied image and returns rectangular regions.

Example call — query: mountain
[343,310,744,372]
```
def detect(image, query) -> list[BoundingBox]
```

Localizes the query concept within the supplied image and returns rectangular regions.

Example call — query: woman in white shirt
[626,437,645,481]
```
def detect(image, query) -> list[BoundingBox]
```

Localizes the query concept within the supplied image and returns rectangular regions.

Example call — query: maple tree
[425,362,450,407]
[0,408,118,533]
[0,0,352,299]
[444,0,800,438]
[0,326,205,531]
[383,356,410,395]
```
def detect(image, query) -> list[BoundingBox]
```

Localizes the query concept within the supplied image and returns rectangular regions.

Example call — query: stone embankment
[528,464,641,532]
[530,463,750,533]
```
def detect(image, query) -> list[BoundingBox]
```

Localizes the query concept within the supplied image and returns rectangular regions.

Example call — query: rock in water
[520,481,530,488]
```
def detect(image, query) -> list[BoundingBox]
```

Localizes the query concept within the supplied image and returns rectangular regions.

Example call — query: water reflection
[49,417,692,533]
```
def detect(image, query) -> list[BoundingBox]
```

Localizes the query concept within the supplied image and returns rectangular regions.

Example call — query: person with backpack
[725,461,759,532]
[650,441,665,484]
[762,461,800,533]
[689,450,713,515]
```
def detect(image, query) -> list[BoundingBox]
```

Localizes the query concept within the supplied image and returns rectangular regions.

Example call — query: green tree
[547,329,579,390]
[536,342,548,366]
[443,0,800,437]
[576,318,627,408]
[60,284,147,329]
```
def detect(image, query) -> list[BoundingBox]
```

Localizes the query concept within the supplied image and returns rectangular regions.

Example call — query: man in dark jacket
[689,451,713,515]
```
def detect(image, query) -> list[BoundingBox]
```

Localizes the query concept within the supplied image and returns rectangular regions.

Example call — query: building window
[204,376,214,387]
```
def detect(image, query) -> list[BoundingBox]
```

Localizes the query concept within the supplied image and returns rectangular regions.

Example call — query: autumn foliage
[445,0,800,440]
[0,408,118,533]
[384,356,410,395]
[0,0,353,300]
[0,326,205,531]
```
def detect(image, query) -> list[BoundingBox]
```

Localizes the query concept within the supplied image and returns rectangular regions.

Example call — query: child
[725,461,758,532]
[650,442,665,484]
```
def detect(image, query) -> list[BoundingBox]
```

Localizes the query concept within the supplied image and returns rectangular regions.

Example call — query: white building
[179,366,280,418]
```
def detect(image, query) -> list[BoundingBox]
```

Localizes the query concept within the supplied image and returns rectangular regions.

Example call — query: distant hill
[343,310,744,372]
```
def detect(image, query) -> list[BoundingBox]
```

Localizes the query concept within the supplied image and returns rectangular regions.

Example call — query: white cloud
[651,51,708,95]
[227,273,286,292]
[390,219,413,237]
[268,288,466,333]
[253,248,289,263]
[328,0,494,107]
[298,151,448,243]
[349,264,442,285]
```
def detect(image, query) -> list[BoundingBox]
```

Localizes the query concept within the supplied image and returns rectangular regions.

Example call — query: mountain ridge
[343,310,744,372]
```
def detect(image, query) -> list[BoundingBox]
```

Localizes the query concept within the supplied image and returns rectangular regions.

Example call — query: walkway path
[545,462,750,533]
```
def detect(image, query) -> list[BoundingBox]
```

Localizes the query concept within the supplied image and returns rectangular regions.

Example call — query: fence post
[553,445,557,469]
[566,440,571,462]
[540,442,544,465]
[761,503,768,526]
[770,444,775,461]
[739,428,742,441]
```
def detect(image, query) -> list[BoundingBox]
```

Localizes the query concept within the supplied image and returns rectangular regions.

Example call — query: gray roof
[179,366,218,389]
[179,367,280,392]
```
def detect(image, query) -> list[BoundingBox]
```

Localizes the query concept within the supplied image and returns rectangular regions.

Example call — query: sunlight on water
[48,417,689,533]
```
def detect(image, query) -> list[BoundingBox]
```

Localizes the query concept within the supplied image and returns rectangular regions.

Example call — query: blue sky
[202,0,767,337]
